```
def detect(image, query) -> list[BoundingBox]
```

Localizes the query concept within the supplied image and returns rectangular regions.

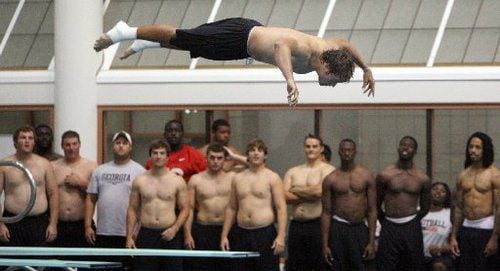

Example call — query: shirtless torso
[189,170,233,225]
[126,143,189,248]
[233,168,283,228]
[249,27,335,74]
[2,154,55,216]
[0,129,58,244]
[321,139,377,267]
[377,164,431,218]
[456,166,498,220]
[285,162,335,220]
[52,157,97,221]
[325,165,375,223]
[449,133,500,267]
[184,159,234,250]
[284,137,335,221]
[221,141,287,256]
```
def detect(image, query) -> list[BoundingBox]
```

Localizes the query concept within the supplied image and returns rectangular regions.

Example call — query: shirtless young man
[52,131,97,247]
[0,125,58,246]
[126,139,189,271]
[376,136,432,271]
[94,17,375,106]
[198,119,246,172]
[283,134,335,271]
[220,139,287,271]
[184,143,234,271]
[449,132,500,271]
[321,139,376,271]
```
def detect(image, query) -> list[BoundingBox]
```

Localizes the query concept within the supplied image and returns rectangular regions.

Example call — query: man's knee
[156,24,176,37]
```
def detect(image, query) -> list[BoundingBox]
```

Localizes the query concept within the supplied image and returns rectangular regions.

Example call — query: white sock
[106,20,137,42]
[130,40,161,52]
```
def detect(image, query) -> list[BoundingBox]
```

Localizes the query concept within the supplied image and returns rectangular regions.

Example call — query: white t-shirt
[421,208,452,257]
[87,160,145,236]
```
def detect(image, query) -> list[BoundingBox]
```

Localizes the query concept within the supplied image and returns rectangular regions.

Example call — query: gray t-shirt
[87,160,145,236]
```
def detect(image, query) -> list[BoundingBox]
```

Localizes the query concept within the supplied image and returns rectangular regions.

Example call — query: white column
[54,0,102,160]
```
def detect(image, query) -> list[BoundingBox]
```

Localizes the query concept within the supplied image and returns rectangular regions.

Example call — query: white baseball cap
[112,131,132,144]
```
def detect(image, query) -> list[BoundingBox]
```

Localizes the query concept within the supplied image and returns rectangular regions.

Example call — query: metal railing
[0,161,37,224]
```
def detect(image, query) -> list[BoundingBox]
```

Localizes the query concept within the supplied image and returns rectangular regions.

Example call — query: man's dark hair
[61,130,80,143]
[400,136,418,150]
[320,48,355,83]
[339,138,357,149]
[464,132,494,169]
[212,119,230,132]
[431,182,452,208]
[246,138,268,155]
[164,119,184,132]
[206,143,228,157]
[148,139,171,156]
[322,144,332,162]
[304,134,323,146]
[13,125,35,143]
[35,124,53,134]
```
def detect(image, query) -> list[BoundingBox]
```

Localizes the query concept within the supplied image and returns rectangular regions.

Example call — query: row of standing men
[0,120,499,271]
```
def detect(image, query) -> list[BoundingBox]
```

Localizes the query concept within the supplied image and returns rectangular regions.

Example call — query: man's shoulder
[129,159,146,168]
[263,167,280,180]
[354,165,372,174]
[182,144,206,158]
[133,172,149,184]
[182,144,199,153]
[379,164,397,174]
[1,154,15,161]
[319,162,336,173]
[31,153,52,167]
[80,157,97,166]
[190,171,205,182]
[51,157,64,167]
[285,164,303,175]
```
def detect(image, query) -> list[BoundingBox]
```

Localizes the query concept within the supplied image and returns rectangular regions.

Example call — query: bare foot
[119,47,137,60]
[94,34,113,52]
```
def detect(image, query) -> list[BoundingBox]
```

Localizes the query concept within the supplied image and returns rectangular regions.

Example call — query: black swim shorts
[170,17,263,60]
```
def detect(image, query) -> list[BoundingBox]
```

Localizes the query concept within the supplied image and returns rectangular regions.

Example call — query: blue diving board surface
[0,247,260,258]
[0,258,121,269]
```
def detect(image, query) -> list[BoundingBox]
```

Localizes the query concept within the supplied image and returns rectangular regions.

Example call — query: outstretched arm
[273,37,299,106]
[335,39,375,97]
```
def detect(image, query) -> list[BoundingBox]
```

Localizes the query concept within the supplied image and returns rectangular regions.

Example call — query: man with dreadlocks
[450,132,500,271]
[94,17,375,106]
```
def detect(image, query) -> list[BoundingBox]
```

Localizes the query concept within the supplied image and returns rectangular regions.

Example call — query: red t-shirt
[145,144,207,182]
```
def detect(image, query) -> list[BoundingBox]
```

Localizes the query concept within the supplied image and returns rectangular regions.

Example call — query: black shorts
[95,235,129,270]
[457,227,500,271]
[52,219,94,263]
[328,219,376,271]
[134,226,183,271]
[53,219,92,247]
[229,224,279,271]
[170,17,262,60]
[1,210,49,246]
[377,217,424,271]
[184,223,230,271]
[286,218,324,271]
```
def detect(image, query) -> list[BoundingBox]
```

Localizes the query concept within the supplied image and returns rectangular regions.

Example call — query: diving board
[0,258,121,269]
[0,247,260,258]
